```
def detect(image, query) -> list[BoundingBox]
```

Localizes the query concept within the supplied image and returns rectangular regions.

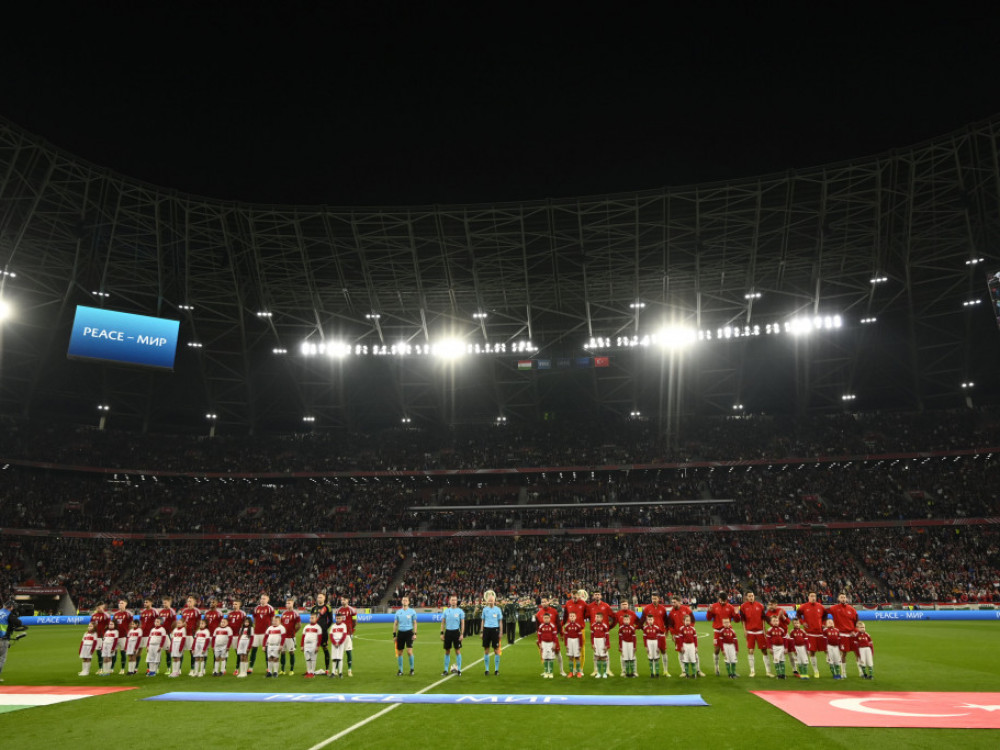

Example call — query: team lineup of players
[77,589,875,682]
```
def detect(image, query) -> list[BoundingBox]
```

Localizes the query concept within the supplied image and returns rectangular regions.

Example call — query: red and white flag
[754,691,1000,728]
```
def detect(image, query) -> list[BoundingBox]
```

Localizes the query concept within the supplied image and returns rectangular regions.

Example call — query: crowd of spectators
[3,406,1000,474]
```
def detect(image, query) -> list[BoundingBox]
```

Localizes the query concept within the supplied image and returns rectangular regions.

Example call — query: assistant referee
[481,590,503,676]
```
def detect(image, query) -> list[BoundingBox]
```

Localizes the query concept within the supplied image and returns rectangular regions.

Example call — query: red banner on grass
[753,691,1000,728]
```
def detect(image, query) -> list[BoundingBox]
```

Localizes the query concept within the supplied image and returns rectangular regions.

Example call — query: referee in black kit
[310,593,334,674]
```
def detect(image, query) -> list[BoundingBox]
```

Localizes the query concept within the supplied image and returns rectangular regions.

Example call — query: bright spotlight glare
[432,338,467,359]
[0,298,9,321]
[654,326,697,350]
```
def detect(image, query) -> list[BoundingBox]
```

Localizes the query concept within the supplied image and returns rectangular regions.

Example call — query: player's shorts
[330,644,346,660]
[857,646,873,667]
[214,646,229,660]
[620,642,635,660]
[343,635,353,651]
[443,629,462,651]
[303,644,318,658]
[266,643,281,659]
[644,639,660,659]
[806,632,827,652]
[170,643,185,658]
[722,643,737,662]
[126,643,140,657]
[770,644,785,661]
[712,628,722,648]
[841,632,858,653]
[116,637,127,651]
[139,636,150,649]
[145,646,161,661]
[481,626,500,650]
[192,645,208,658]
[80,644,96,659]
[540,642,556,660]
[681,643,697,663]
[236,640,250,656]
[659,635,668,653]
[252,633,265,648]
[593,637,608,658]
[745,631,767,650]
[395,631,414,650]
[281,637,296,653]
[794,645,808,663]
[101,642,116,658]
[565,638,581,658]
[826,645,842,664]
[185,635,193,651]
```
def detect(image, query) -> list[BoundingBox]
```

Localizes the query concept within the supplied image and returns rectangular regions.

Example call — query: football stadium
[1,14,999,749]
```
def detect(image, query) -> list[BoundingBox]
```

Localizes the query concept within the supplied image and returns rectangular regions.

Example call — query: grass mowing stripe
[305,637,523,749]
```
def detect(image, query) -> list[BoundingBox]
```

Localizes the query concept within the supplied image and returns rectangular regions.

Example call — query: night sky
[2,5,998,206]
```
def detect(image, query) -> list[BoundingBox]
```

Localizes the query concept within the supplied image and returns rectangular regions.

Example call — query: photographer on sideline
[1,599,27,682]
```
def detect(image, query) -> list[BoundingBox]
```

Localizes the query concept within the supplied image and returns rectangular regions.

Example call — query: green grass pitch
[1,622,998,748]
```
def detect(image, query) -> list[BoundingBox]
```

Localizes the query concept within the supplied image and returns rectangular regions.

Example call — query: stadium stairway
[380,551,416,608]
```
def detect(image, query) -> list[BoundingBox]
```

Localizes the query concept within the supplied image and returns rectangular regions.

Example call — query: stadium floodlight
[629,410,641,418]
[860,317,877,324]
[178,304,195,311]
[496,416,507,423]
[401,417,412,424]
[272,347,287,355]
[187,341,203,348]
[324,342,351,358]
[785,315,842,336]
[91,290,110,298]
[629,301,646,309]
[472,312,488,319]
[744,291,762,300]
[302,415,316,423]
[256,311,272,318]
[841,394,856,401]
[0,298,10,322]
[365,313,381,320]
[870,276,888,284]
[97,404,110,412]
[966,258,985,265]
[653,325,697,350]
[962,382,975,389]
[962,299,982,307]
[732,404,744,410]
[205,413,217,420]
[431,338,467,360]
[1,269,15,278]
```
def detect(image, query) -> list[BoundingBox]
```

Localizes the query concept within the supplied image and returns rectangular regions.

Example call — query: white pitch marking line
[304,637,523,750]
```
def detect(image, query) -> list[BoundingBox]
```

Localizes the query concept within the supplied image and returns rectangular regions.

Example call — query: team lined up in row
[79,593,357,679]
[527,590,875,680]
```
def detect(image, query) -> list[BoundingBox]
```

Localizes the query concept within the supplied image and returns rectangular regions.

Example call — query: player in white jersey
[191,625,211,676]
[79,623,99,676]
[328,613,349,678]
[264,616,285,677]
[125,621,142,675]
[235,620,253,677]
[300,621,323,677]
[169,621,187,676]
[100,626,119,675]
[145,618,168,676]
[212,617,233,676]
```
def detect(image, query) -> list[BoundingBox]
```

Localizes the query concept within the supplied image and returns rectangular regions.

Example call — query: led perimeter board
[67,306,180,370]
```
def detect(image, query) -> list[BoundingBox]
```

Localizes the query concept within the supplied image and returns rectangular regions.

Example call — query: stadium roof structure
[1,115,1000,435]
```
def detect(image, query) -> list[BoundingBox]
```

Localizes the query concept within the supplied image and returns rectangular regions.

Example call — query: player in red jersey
[590,612,612,678]
[250,593,275,674]
[855,622,875,679]
[586,591,616,676]
[279,598,301,675]
[138,598,157,655]
[563,590,589,674]
[203,598,223,636]
[90,602,111,640]
[822,617,844,679]
[617,610,638,678]
[337,596,357,676]
[665,595,695,677]
[536,596,564,675]
[705,591,739,676]
[765,615,787,679]
[796,591,827,678]
[718,618,740,678]
[764,599,791,678]
[614,603,635,676]
[561,611,585,677]
[739,591,771,677]
[536,612,560,678]
[643,593,671,676]
[677,615,699,678]
[179,596,202,674]
[641,614,664,677]
[828,592,861,677]
[110,599,133,674]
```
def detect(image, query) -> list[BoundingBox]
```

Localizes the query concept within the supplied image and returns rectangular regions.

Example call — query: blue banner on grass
[145,692,709,707]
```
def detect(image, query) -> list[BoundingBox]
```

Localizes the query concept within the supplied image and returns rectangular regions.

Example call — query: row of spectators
[3,406,1000,472]
[2,455,995,533]
[5,526,996,611]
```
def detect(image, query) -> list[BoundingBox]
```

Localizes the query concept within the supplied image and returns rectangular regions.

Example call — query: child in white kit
[78,623,99,676]
[212,617,233,676]
[125,620,142,675]
[100,626,120,676]
[145,617,167,676]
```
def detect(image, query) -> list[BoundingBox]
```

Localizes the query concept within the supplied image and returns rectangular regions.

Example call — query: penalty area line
[304,636,523,749]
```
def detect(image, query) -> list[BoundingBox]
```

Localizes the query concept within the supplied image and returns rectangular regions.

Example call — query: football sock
[250,647,258,668]
[810,655,818,673]
[323,646,330,671]
[494,654,500,671]
[346,650,353,668]
[289,654,295,672]
[408,654,414,671]
[713,653,720,671]
[444,654,450,671]
[396,655,403,671]
[280,653,286,671]
[456,654,462,670]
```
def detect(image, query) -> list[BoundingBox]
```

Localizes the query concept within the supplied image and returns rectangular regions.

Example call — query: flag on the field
[0,686,136,715]
[753,691,1000,728]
